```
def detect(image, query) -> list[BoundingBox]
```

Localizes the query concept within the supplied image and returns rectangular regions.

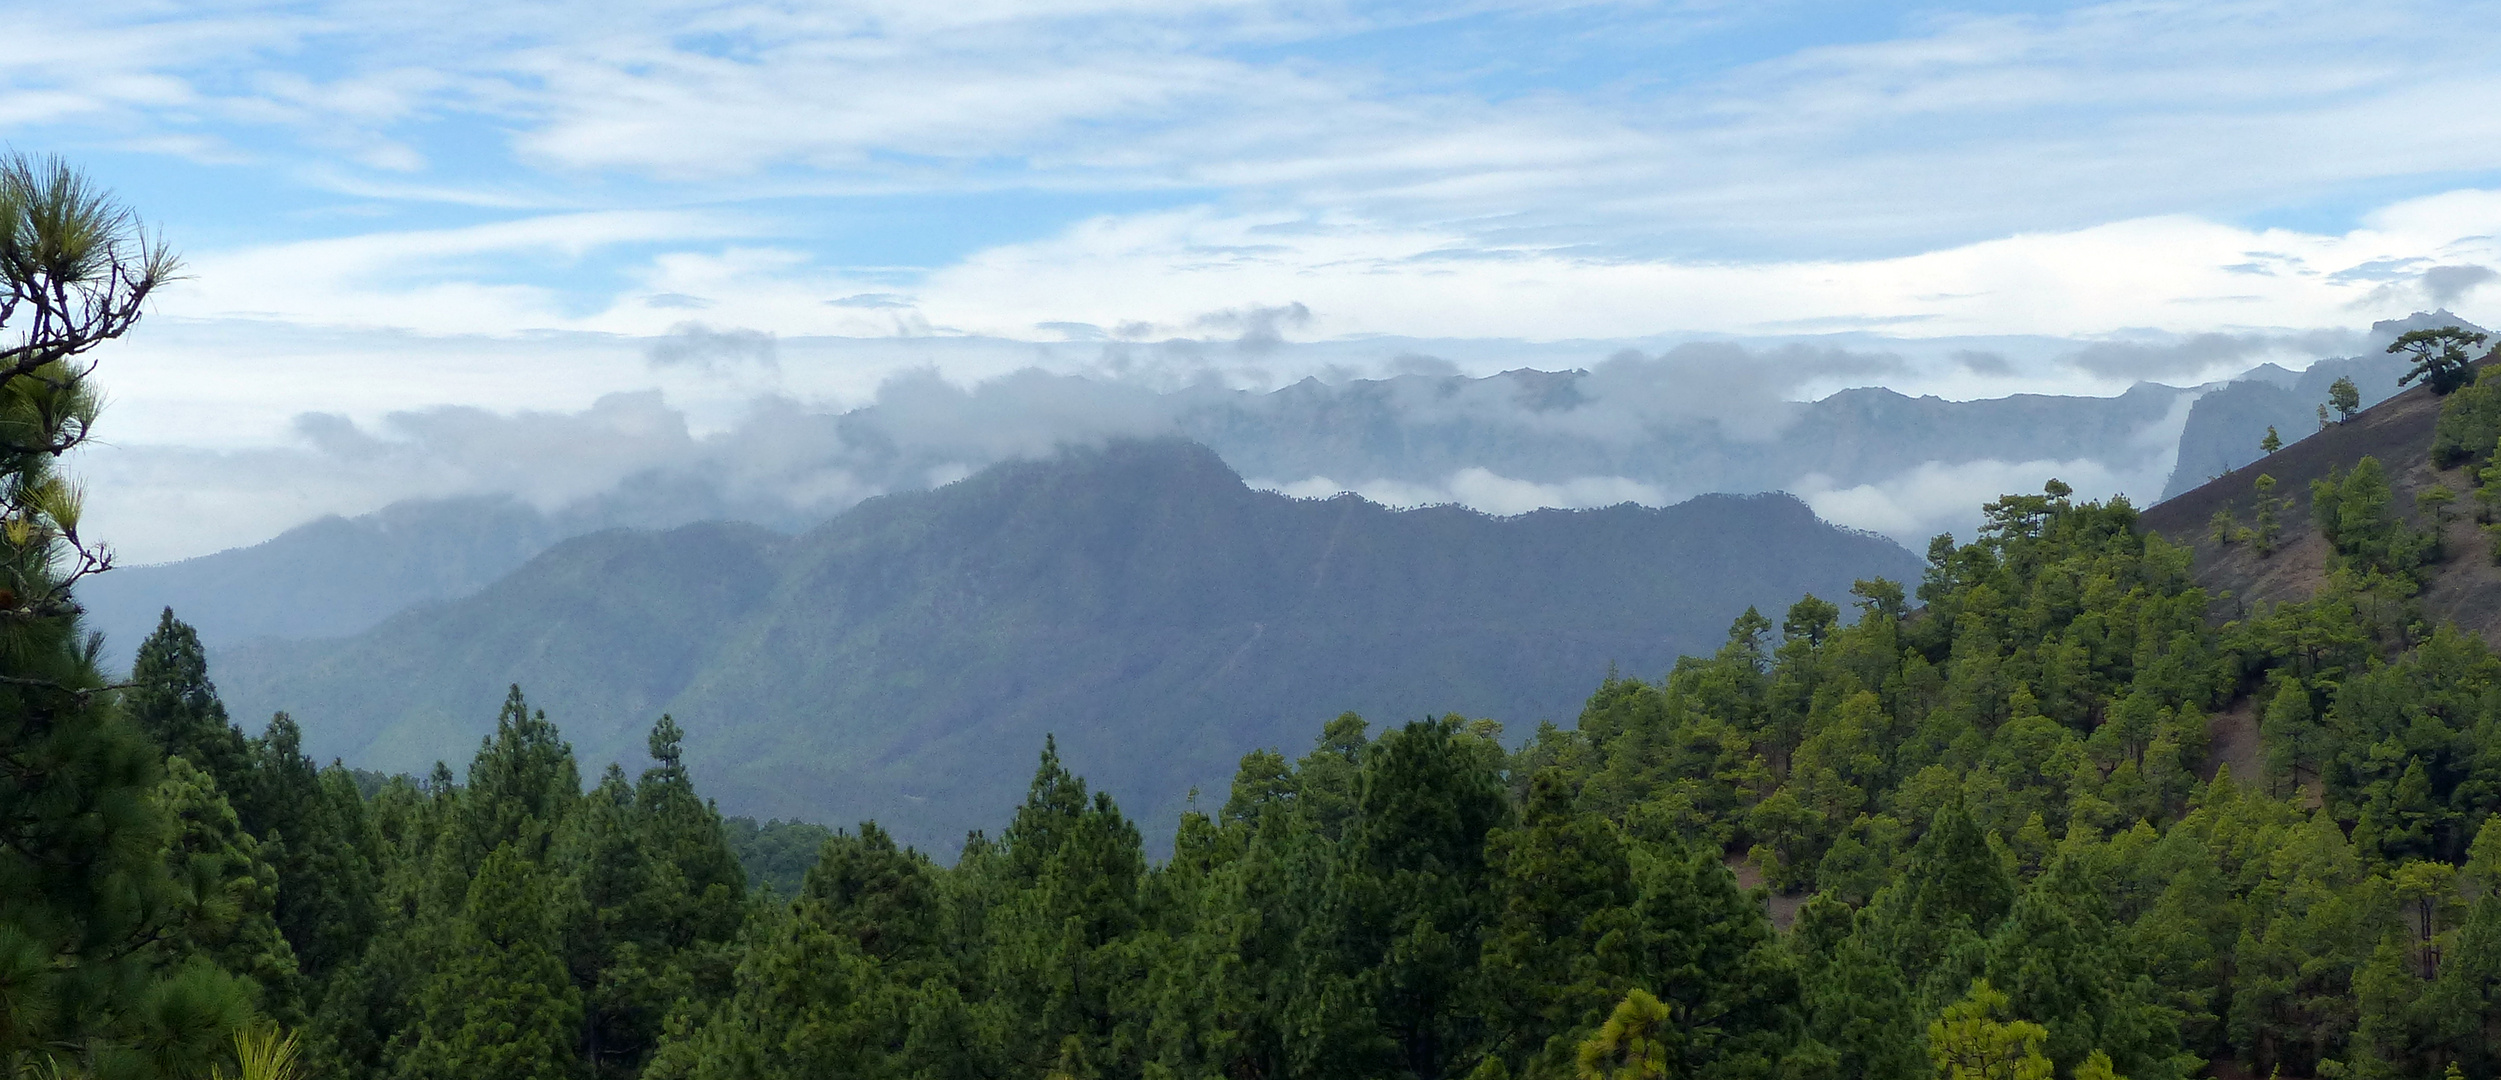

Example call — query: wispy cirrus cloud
[10,1,2500,254]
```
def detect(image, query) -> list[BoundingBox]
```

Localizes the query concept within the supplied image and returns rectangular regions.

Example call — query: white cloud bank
[16,0,2501,566]
[1255,454,2175,552]
[1256,471,1674,519]
[143,189,2501,360]
[1794,459,2147,548]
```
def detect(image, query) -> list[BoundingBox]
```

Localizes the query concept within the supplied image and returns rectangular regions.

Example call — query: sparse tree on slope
[2253,473,2282,553]
[2330,375,2362,421]
[2389,326,2489,396]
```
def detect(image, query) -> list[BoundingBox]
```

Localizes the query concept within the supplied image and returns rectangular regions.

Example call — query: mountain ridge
[212,437,1922,851]
[95,372,2205,663]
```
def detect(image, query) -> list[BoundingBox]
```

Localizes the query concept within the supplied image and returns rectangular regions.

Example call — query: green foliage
[129,609,252,793]
[1482,770,1636,1072]
[452,686,582,874]
[2331,375,2364,422]
[721,818,834,898]
[154,469,2501,1080]
[2432,367,2501,467]
[157,755,307,1027]
[228,1024,305,1080]
[0,154,263,1080]
[2252,473,2282,554]
[402,844,584,1080]
[1574,990,1669,1080]
[1982,858,2193,1079]
[2421,485,2460,529]
[557,726,749,1080]
[2474,437,2501,526]
[2262,426,2283,454]
[1792,896,1925,1080]
[247,715,382,986]
[2390,326,2490,397]
[1927,981,2053,1080]
[2311,457,2438,577]
[1324,716,1513,1079]
[40,239,2501,1080]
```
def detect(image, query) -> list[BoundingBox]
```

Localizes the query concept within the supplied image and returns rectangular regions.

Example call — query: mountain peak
[215,437,1919,852]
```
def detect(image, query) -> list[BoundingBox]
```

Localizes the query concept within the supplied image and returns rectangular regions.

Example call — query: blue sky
[10,0,2501,559]
[21,1,2501,305]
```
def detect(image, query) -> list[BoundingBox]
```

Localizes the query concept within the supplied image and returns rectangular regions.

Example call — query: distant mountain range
[81,469,826,664]
[206,438,1921,851]
[78,373,2189,665]
[82,347,2405,666]
[76,312,2492,847]
[86,314,2482,683]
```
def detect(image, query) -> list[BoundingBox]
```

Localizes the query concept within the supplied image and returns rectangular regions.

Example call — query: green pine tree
[1795,907,1924,1080]
[2330,375,2362,421]
[1928,980,2053,1080]
[1481,769,1636,1074]
[1575,989,1670,1080]
[0,153,259,1078]
[2388,326,2488,396]
[158,755,308,1028]
[1343,717,1512,1080]
[1983,858,2193,1080]
[449,686,582,880]
[2252,474,2281,554]
[244,712,382,985]
[403,843,585,1080]
[1865,803,2016,1007]
[128,608,252,795]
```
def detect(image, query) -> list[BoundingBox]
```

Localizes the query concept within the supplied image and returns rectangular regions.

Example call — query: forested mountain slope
[174,432,2501,1080]
[80,472,818,669]
[215,438,1919,850]
[2142,357,2501,641]
[81,495,565,661]
[90,374,2501,1080]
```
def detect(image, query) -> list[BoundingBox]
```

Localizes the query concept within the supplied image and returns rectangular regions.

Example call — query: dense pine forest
[12,160,2501,1080]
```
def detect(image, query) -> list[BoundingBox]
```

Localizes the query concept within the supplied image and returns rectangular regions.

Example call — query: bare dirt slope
[2138,360,2501,643]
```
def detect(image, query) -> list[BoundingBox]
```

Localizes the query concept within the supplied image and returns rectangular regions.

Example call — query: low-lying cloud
[1257,471,1671,518]
[1579,343,1907,444]
[79,306,2423,567]
[1793,458,2150,548]
[646,321,779,370]
[2423,264,2500,308]
[2063,329,2361,382]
